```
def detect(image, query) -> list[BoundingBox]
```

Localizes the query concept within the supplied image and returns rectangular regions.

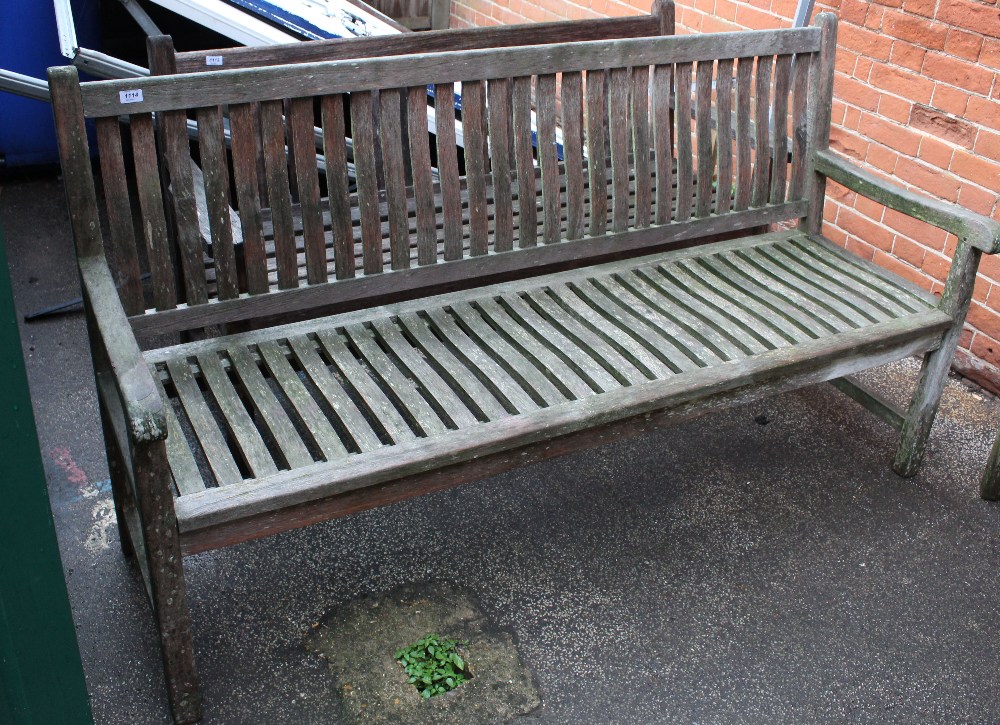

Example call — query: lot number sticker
[119,89,144,104]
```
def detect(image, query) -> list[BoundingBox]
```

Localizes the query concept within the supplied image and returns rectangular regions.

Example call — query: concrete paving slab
[3,171,1000,724]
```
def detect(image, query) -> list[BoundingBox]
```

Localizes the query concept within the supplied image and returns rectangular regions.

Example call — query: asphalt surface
[4,170,1000,724]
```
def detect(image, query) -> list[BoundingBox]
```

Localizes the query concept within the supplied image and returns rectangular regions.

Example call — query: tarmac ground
[3,171,1000,724]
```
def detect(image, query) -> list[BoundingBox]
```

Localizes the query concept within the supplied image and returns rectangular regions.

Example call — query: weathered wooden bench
[49,11,1000,723]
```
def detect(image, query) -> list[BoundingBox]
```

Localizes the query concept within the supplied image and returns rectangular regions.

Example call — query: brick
[846,236,877,261]
[895,157,962,201]
[838,206,895,250]
[901,0,935,17]
[836,49,860,74]
[734,4,782,28]
[889,40,926,72]
[983,40,1000,72]
[966,302,1000,343]
[869,63,934,104]
[970,334,1000,371]
[829,126,871,160]
[950,150,1000,187]
[859,113,922,156]
[892,235,927,268]
[823,221,849,245]
[922,249,951,283]
[855,194,886,222]
[975,129,1000,163]
[936,0,1000,41]
[853,56,874,81]
[873,250,932,290]
[884,207,950,249]
[770,0,799,20]
[959,182,1000,217]
[833,73,881,110]
[831,99,848,125]
[864,5,885,29]
[866,143,899,173]
[909,104,977,148]
[844,105,862,129]
[922,53,995,96]
[878,93,912,122]
[839,0,869,24]
[882,10,947,49]
[917,136,956,169]
[944,29,984,62]
[930,84,970,117]
[839,24,894,61]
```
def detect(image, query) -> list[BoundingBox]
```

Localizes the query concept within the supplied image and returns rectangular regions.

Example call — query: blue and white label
[206,55,224,66]
[119,89,143,104]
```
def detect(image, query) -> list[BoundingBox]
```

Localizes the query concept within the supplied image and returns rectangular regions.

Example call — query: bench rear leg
[893,241,979,477]
[133,440,203,724]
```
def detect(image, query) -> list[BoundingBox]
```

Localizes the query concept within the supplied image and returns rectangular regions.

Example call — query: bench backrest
[171,8,674,73]
[50,17,836,337]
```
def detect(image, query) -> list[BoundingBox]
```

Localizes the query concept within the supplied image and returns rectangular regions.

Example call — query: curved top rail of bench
[78,27,822,117]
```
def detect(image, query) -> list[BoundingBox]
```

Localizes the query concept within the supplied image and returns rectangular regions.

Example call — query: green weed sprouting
[394,633,470,699]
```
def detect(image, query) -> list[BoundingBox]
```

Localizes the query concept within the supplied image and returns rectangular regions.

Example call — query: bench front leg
[813,149,1000,478]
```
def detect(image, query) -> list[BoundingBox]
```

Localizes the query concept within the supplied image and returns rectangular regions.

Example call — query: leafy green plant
[394,633,470,699]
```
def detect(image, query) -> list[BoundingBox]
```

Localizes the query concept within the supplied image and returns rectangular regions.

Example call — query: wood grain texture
[537,73,561,244]
[94,117,145,314]
[196,105,239,300]
[674,62,693,222]
[609,67,631,234]
[512,75,538,249]
[228,103,270,295]
[435,83,463,261]
[734,56,754,212]
[488,77,515,253]
[260,99,299,289]
[751,55,774,208]
[631,65,652,229]
[586,69,608,236]
[561,72,586,240]
[715,58,734,216]
[652,63,673,225]
[174,16,664,72]
[462,80,490,256]
[407,86,438,266]
[769,54,792,205]
[320,94,356,280]
[351,91,384,275]
[379,88,411,271]
[695,59,714,219]
[288,97,327,284]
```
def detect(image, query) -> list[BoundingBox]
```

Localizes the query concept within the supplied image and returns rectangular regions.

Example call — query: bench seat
[148,230,950,552]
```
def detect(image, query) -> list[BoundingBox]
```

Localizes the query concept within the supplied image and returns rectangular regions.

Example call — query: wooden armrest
[814,149,1000,255]
[78,255,167,443]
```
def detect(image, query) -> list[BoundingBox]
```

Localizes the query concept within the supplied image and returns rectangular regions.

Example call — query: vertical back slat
[770,54,792,205]
[288,97,327,284]
[462,80,490,256]
[788,54,811,200]
[94,117,144,314]
[561,71,585,240]
[734,57,754,212]
[320,94,355,280]
[752,55,774,208]
[695,59,714,219]
[435,83,463,261]
[130,114,176,310]
[378,88,411,271]
[161,109,209,304]
[488,77,514,253]
[652,63,673,225]
[674,62,693,222]
[512,75,537,248]
[407,87,437,266]
[631,66,652,229]
[715,58,734,216]
[350,91,383,275]
[609,67,631,234]
[195,106,239,300]
[260,99,299,288]
[536,73,560,244]
[586,69,608,236]
[229,103,269,294]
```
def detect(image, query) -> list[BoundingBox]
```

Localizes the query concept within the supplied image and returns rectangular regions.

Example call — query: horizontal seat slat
[149,231,944,527]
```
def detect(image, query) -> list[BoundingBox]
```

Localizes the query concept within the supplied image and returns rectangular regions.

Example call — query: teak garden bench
[48,10,1000,722]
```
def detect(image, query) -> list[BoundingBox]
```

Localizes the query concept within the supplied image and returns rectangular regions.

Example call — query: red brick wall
[450,0,1000,394]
